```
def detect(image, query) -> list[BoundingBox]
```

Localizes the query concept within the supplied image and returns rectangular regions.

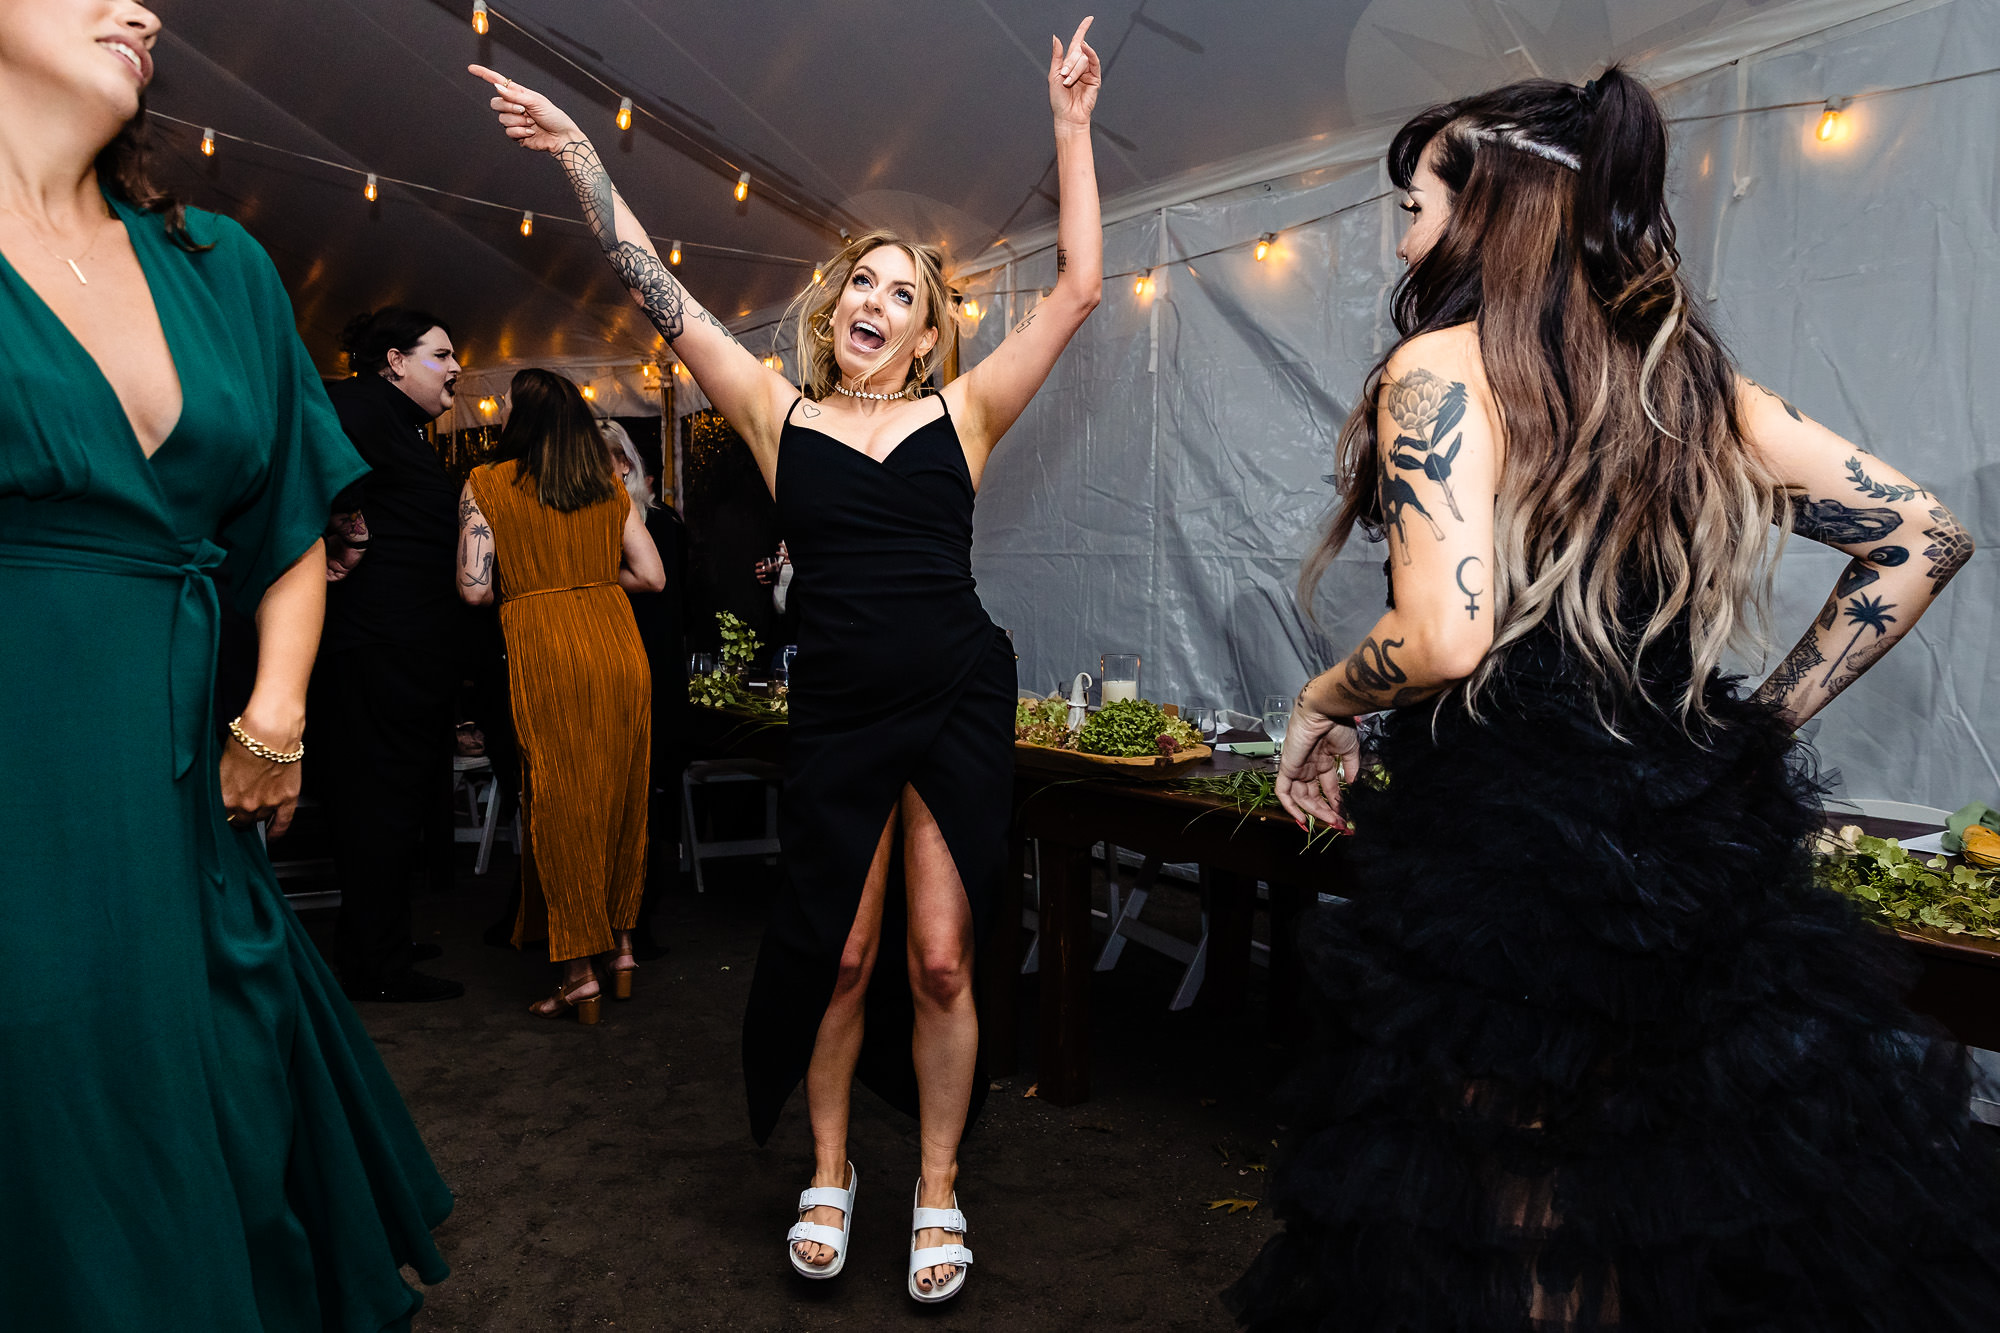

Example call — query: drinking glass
[1261,694,1293,755]
[1100,653,1141,705]
[772,644,797,688]
[688,652,716,678]
[1185,707,1219,742]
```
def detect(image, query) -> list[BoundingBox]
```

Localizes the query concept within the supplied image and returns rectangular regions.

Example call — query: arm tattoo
[553,138,736,348]
[1788,494,1901,545]
[1833,557,1879,598]
[1747,379,1805,422]
[1455,556,1484,620]
[458,493,495,589]
[327,510,369,546]
[1343,636,1408,697]
[1384,368,1468,520]
[1921,506,1973,595]
[1844,455,1927,502]
[1056,248,1068,274]
[1012,310,1037,335]
[1820,593,1896,689]
[1756,636,1825,707]
[1823,631,1896,697]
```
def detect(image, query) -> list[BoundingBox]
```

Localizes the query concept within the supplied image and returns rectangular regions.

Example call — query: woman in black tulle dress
[472,19,1105,1304]
[1231,69,1992,1330]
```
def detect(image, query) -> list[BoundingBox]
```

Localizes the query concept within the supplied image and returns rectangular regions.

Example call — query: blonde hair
[783,229,955,400]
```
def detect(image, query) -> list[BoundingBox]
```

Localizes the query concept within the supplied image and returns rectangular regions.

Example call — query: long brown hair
[98,102,207,251]
[498,369,620,513]
[1303,68,1784,722]
[784,229,955,400]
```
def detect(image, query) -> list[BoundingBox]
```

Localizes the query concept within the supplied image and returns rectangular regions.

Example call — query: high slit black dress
[1227,613,2000,1330]
[743,395,1016,1144]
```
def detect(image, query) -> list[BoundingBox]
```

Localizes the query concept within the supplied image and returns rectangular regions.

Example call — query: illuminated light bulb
[813,267,824,286]
[668,240,681,265]
[1255,233,1274,262]
[673,362,687,377]
[520,210,534,236]
[617,97,633,132]
[581,383,595,401]
[1816,102,1842,142]
[201,128,215,157]
[479,396,496,414]
[963,300,980,319]
[735,170,750,203]
[471,1,488,35]
[363,173,378,203]
[1134,272,1156,297]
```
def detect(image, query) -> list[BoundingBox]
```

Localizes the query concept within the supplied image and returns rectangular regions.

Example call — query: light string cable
[482,5,864,241]
[934,59,2000,309]
[149,112,817,267]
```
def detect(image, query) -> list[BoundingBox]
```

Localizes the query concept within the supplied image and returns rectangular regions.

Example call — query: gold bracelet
[229,716,305,764]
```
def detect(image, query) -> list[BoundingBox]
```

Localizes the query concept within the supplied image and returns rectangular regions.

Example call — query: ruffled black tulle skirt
[1228,676,2000,1331]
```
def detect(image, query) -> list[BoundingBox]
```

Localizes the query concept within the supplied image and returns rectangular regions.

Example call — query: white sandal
[908,1178,973,1303]
[786,1162,857,1280]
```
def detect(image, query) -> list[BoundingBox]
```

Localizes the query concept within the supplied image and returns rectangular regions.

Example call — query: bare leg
[792,807,895,1268]
[902,786,978,1294]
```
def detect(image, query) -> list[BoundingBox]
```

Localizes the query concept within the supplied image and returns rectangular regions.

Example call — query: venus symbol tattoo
[1455,556,1484,620]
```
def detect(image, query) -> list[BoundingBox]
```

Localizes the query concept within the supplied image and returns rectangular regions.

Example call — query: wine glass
[688,652,716,678]
[1261,694,1292,757]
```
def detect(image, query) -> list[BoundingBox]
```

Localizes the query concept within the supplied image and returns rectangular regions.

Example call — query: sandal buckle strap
[788,1221,845,1248]
[911,1243,974,1267]
[911,1207,966,1233]
[799,1186,852,1212]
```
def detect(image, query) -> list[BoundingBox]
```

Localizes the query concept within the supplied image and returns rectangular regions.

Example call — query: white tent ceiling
[150,0,1860,374]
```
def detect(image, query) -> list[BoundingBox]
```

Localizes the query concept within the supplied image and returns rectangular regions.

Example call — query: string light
[617,97,634,132]
[673,362,687,378]
[478,396,497,414]
[962,300,981,319]
[581,383,596,400]
[200,128,215,157]
[813,266,824,285]
[1255,233,1274,262]
[1816,97,1849,142]
[1134,271,1154,297]
[471,1,488,36]
[363,173,378,202]
[520,210,534,236]
[735,170,751,203]
[668,240,681,265]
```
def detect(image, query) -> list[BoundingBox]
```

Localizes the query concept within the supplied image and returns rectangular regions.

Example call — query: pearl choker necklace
[833,382,911,401]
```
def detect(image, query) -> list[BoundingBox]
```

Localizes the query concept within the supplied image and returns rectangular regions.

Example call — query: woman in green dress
[0,3,452,1328]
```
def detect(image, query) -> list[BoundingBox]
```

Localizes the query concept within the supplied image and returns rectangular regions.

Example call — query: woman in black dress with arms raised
[1230,70,1994,1330]
[471,16,1104,1303]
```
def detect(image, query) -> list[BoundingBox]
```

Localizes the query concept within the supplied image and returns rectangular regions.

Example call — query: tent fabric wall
[944,0,1998,809]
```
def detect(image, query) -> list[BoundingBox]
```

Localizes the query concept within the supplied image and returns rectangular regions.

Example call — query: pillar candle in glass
[1100,653,1140,704]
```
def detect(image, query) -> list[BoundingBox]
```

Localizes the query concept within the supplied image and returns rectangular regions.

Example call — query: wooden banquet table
[685,703,2000,1105]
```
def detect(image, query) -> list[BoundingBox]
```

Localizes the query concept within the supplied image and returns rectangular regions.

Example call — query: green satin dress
[0,198,452,1329]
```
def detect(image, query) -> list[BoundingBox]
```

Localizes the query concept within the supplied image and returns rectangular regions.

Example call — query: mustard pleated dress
[468,459,650,961]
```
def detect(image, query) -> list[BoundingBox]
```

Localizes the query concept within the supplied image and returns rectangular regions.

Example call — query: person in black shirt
[313,308,465,1002]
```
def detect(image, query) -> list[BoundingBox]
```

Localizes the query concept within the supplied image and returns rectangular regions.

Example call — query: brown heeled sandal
[610,953,638,1001]
[532,974,602,1024]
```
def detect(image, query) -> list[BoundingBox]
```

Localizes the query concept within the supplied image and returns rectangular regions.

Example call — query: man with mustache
[314,308,467,1002]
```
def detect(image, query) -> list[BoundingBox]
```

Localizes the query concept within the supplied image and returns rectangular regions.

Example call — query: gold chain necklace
[0,205,114,285]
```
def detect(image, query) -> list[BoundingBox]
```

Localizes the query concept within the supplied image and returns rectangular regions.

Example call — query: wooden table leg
[1266,878,1310,1041]
[1201,869,1256,1017]
[978,831,1028,1077]
[1036,834,1095,1106]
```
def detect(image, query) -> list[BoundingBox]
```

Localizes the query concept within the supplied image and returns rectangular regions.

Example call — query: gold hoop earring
[811,312,834,341]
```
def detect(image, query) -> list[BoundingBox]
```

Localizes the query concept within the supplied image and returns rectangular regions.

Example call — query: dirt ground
[299,845,1289,1332]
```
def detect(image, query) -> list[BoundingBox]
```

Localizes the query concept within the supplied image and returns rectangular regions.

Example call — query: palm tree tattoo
[1820,593,1896,689]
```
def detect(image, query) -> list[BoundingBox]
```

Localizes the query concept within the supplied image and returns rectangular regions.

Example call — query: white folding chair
[680,758,782,893]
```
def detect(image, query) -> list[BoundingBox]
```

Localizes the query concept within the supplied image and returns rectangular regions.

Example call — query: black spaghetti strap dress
[742,394,1016,1143]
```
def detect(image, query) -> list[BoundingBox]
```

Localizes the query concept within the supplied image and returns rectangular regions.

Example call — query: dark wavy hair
[338,308,454,377]
[98,102,208,251]
[1303,67,1783,722]
[498,368,620,514]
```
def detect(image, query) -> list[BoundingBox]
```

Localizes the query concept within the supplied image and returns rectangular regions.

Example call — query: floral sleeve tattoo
[555,139,736,347]
[1378,368,1468,562]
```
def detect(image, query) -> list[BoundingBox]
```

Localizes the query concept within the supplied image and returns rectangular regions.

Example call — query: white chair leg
[1169,918,1208,1011]
[1021,840,1042,974]
[682,768,707,894]
[474,775,502,876]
